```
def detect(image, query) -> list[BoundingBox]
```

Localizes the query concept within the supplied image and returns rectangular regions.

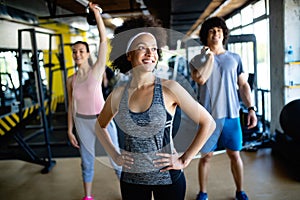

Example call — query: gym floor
[1,148,300,200]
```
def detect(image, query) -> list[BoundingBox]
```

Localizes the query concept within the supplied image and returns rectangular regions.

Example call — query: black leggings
[120,173,186,200]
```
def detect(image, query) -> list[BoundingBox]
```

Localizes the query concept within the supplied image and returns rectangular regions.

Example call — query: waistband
[75,113,99,119]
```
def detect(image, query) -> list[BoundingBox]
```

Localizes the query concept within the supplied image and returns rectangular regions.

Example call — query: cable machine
[15,28,68,173]
[45,33,68,131]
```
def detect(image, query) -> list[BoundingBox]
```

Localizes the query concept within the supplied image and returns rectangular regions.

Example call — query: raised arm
[189,47,214,85]
[89,2,108,80]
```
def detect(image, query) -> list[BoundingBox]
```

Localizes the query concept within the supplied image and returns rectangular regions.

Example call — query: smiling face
[72,43,90,66]
[126,33,158,72]
[207,27,224,46]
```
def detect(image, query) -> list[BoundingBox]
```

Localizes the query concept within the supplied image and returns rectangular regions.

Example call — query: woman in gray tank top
[95,28,216,200]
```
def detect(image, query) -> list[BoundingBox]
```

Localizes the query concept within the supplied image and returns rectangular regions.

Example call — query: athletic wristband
[95,6,103,14]
[247,106,257,112]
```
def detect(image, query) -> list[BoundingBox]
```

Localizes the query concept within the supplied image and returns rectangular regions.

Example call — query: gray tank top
[114,77,182,185]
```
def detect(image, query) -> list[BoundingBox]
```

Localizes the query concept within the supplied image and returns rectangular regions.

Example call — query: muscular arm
[238,72,257,128]
[238,73,252,108]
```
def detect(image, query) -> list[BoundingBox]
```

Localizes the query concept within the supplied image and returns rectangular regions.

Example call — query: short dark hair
[199,17,229,46]
[72,41,90,52]
[111,15,166,74]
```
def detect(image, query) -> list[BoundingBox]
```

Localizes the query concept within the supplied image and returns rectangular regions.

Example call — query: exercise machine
[272,99,300,181]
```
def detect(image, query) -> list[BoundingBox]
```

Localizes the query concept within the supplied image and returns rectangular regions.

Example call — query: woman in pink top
[66,2,120,200]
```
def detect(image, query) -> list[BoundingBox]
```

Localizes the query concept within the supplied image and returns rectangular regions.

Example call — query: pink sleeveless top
[72,70,104,115]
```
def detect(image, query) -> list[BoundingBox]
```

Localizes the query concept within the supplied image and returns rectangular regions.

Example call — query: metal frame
[227,34,258,108]
[16,28,63,173]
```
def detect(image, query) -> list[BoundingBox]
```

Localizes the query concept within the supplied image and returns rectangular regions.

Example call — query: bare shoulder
[109,84,126,114]
[161,78,180,88]
[67,74,74,86]
[161,78,196,107]
[111,85,126,99]
[67,74,74,81]
[161,78,183,93]
[161,78,187,103]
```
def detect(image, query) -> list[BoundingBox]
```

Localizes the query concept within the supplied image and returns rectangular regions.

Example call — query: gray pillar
[269,0,285,134]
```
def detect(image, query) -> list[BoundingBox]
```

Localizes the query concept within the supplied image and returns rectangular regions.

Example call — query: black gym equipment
[0,72,18,113]
[272,99,300,181]
[45,35,68,131]
[0,28,70,173]
[86,6,97,26]
[16,28,56,173]
[86,5,102,26]
[0,55,19,113]
[279,99,300,141]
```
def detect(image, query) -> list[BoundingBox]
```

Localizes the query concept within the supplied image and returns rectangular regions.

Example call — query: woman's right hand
[68,132,79,149]
[115,151,134,169]
[89,2,102,14]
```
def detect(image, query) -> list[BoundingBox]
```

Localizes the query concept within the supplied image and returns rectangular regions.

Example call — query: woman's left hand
[153,151,190,172]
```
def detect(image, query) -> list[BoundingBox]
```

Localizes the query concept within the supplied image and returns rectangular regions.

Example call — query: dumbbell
[86,5,103,25]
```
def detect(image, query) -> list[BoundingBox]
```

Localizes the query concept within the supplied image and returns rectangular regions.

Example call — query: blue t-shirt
[198,51,244,119]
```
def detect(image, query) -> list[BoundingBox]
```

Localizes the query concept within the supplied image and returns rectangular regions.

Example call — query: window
[232,13,242,27]
[253,0,266,18]
[241,5,253,26]
[226,0,271,123]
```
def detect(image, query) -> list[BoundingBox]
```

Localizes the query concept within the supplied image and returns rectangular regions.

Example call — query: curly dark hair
[110,15,167,74]
[199,17,229,46]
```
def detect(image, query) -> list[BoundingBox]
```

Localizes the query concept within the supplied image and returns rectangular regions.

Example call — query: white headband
[125,32,156,54]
